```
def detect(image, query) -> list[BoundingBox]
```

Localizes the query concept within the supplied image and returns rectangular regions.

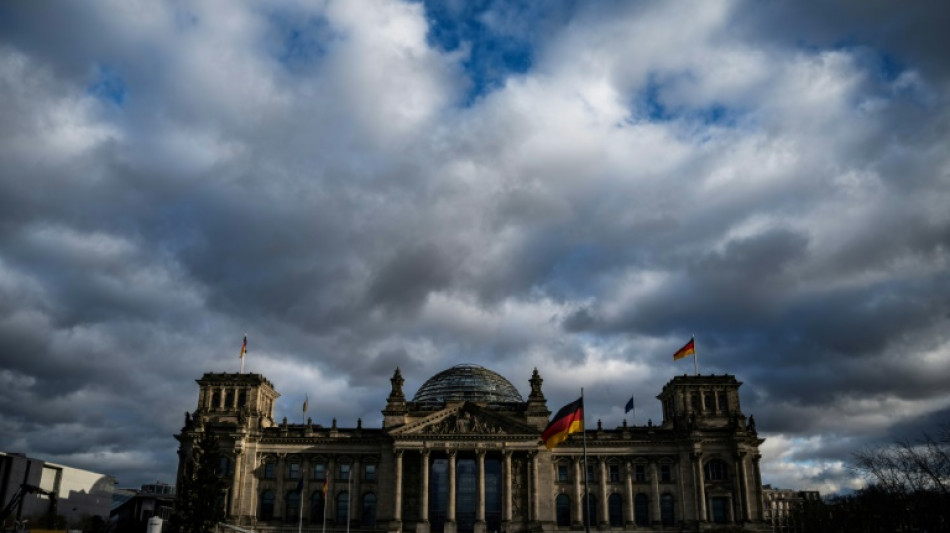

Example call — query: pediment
[389,403,538,437]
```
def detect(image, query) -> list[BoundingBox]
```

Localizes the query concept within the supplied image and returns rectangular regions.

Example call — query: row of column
[569,458,663,526]
[251,454,368,522]
[392,449,540,526]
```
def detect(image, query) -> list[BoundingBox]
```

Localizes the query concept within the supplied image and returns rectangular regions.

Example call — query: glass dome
[412,364,524,407]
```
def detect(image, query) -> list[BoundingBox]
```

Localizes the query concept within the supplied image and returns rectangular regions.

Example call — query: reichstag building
[176,364,767,532]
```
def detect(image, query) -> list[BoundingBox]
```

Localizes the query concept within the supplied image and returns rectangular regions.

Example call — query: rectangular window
[586,464,596,482]
[703,392,714,410]
[365,464,376,482]
[557,464,569,482]
[609,465,620,482]
[288,462,300,479]
[717,392,728,412]
[340,463,351,480]
[263,462,276,479]
[660,465,672,482]
[634,464,645,482]
[314,463,326,480]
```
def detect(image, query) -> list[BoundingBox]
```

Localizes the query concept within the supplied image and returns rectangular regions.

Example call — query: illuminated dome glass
[412,364,524,407]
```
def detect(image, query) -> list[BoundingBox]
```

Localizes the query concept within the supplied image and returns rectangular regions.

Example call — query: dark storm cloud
[0,0,948,494]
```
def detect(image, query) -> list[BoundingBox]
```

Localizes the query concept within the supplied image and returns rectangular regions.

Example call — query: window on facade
[557,464,570,482]
[608,493,623,526]
[212,390,221,409]
[336,492,349,526]
[289,462,300,479]
[582,494,597,526]
[365,464,376,482]
[608,465,620,482]
[218,456,234,477]
[634,493,649,526]
[705,459,728,481]
[260,490,275,521]
[660,494,674,525]
[310,491,325,523]
[225,390,235,408]
[362,493,377,526]
[555,494,570,526]
[690,393,700,411]
[703,392,714,411]
[263,462,276,479]
[586,464,596,482]
[634,464,646,482]
[340,463,351,480]
[717,392,727,412]
[660,464,672,482]
[314,463,326,480]
[286,491,301,521]
[238,390,247,407]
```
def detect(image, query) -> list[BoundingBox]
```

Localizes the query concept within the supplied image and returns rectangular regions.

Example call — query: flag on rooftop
[673,337,695,361]
[541,397,584,450]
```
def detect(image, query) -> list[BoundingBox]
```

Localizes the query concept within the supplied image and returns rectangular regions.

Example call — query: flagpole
[582,387,590,533]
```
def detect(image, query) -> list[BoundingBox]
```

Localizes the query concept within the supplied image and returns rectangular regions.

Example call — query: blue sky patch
[420,0,536,103]
[87,65,126,106]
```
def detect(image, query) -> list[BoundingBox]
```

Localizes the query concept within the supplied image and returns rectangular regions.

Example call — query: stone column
[736,452,749,522]
[276,454,286,521]
[446,451,457,533]
[572,458,582,526]
[598,459,608,526]
[352,458,362,528]
[694,453,706,522]
[229,450,242,518]
[650,462,660,525]
[327,457,336,523]
[394,451,403,523]
[530,452,539,522]
[419,451,430,533]
[503,451,512,523]
[752,454,764,521]
[475,450,486,533]
[624,461,634,525]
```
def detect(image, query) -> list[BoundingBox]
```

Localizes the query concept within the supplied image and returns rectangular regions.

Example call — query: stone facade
[175,367,768,532]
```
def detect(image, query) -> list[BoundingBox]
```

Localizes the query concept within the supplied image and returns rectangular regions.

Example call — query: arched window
[634,493,649,526]
[555,494,570,526]
[336,491,350,526]
[311,491,325,523]
[259,490,275,521]
[362,493,377,526]
[705,459,728,481]
[608,493,623,526]
[582,493,597,527]
[660,494,674,525]
[286,491,301,521]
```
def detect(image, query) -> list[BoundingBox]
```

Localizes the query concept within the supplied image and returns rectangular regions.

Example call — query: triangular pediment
[389,403,538,437]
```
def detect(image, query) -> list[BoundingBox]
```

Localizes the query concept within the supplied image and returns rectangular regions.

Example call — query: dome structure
[412,364,524,407]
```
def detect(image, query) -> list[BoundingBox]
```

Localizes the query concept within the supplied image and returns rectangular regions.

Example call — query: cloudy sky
[1,0,948,494]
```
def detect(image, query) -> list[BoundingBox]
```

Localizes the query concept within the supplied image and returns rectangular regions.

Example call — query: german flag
[240,335,247,359]
[673,337,695,361]
[541,398,584,450]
